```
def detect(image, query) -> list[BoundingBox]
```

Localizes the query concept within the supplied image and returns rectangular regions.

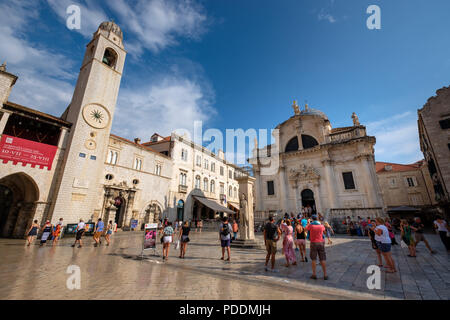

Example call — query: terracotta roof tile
[375,161,424,173]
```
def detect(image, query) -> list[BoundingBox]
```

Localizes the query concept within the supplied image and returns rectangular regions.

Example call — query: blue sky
[1,0,449,165]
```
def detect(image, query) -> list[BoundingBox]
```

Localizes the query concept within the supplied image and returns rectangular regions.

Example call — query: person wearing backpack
[219,217,232,261]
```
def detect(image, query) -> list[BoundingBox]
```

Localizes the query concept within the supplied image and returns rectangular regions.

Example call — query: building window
[234,187,237,199]
[105,174,114,181]
[195,176,201,189]
[405,177,417,187]
[267,181,275,195]
[220,183,225,195]
[229,170,232,179]
[179,172,187,186]
[155,164,162,176]
[439,118,450,129]
[79,153,86,158]
[107,150,118,165]
[301,135,319,149]
[211,162,215,172]
[210,180,215,193]
[196,155,201,167]
[204,159,209,170]
[342,172,356,190]
[388,178,397,188]
[102,48,118,69]
[181,149,188,161]
[90,155,96,160]
[132,179,139,185]
[229,186,233,197]
[134,158,143,171]
[220,166,224,176]
[203,178,209,192]
[409,193,423,205]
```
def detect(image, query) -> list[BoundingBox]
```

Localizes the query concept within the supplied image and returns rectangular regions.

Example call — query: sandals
[310,275,317,280]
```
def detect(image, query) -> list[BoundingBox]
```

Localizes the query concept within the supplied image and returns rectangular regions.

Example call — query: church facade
[249,102,385,225]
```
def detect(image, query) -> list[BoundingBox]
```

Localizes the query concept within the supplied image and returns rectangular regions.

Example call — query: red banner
[0,135,58,170]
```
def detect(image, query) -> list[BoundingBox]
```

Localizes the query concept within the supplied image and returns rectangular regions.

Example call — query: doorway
[0,173,39,238]
[113,196,126,228]
[177,200,184,221]
[301,189,316,215]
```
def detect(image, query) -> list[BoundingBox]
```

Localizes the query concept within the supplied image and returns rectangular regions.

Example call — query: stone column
[360,155,377,207]
[292,181,300,212]
[237,175,256,242]
[313,183,323,214]
[0,110,11,134]
[322,160,338,208]
[254,169,263,212]
[123,191,136,228]
[279,166,289,212]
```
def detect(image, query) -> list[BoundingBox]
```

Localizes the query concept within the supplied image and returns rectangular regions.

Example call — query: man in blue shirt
[94,218,104,247]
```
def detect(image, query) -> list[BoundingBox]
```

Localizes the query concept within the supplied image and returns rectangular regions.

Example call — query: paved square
[0,231,448,300]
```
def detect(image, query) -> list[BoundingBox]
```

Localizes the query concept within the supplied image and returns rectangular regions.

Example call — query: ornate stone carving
[288,164,320,182]
[292,100,300,115]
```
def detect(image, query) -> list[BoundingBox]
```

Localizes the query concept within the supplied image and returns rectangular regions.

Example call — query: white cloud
[112,76,216,141]
[107,0,207,55]
[46,0,108,38]
[0,0,75,114]
[318,12,336,23]
[366,112,423,164]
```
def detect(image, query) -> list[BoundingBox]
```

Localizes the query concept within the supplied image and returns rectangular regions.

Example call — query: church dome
[301,107,328,121]
[98,21,123,40]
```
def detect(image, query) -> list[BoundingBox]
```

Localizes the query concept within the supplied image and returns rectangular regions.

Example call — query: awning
[193,196,235,214]
[228,202,240,212]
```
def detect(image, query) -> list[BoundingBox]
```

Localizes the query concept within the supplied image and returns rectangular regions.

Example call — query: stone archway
[0,173,39,238]
[142,202,162,225]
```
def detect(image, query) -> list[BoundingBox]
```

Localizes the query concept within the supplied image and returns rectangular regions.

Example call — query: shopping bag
[175,240,180,250]
[400,240,408,248]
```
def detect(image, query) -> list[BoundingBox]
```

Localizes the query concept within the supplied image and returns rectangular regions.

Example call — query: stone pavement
[0,230,448,300]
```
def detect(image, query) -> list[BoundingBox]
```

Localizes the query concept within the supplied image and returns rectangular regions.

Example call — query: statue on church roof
[352,112,360,126]
[0,61,6,72]
[292,100,300,115]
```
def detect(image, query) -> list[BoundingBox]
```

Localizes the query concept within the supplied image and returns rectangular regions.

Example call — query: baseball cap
[311,215,318,221]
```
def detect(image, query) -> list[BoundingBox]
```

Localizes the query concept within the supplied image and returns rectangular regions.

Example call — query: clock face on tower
[82,104,111,129]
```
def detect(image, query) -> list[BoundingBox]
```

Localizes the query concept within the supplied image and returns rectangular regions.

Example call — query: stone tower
[49,22,126,223]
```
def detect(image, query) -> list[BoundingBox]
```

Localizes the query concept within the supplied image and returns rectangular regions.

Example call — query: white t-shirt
[77,222,86,230]
[374,225,391,244]
[434,220,448,232]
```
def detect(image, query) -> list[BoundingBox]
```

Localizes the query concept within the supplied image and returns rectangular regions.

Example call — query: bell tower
[50,22,126,223]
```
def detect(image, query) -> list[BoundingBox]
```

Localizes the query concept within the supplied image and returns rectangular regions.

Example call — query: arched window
[285,136,299,152]
[210,180,215,193]
[301,135,319,149]
[179,173,187,186]
[234,187,237,199]
[107,150,113,164]
[203,178,209,192]
[195,176,201,189]
[112,151,118,164]
[102,48,118,68]
[229,186,233,197]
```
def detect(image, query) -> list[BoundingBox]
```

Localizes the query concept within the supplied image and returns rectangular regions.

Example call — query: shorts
[295,239,306,246]
[94,232,102,239]
[265,240,277,254]
[181,235,190,243]
[376,241,391,253]
[310,242,326,261]
[163,236,172,244]
[107,230,112,235]
[414,233,425,243]
[221,239,231,248]
[76,230,85,240]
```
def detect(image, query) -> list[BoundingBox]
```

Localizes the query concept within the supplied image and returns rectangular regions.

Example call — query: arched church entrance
[113,196,126,228]
[0,173,39,238]
[301,189,316,216]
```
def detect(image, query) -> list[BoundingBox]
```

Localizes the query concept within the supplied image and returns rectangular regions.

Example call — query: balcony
[178,185,188,193]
